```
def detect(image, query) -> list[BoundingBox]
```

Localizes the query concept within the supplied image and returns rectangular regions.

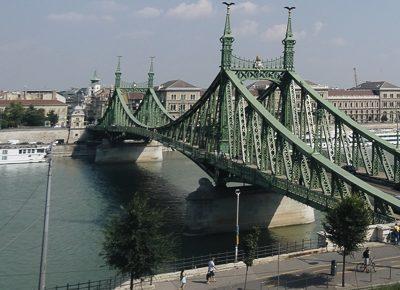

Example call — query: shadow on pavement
[261,272,333,289]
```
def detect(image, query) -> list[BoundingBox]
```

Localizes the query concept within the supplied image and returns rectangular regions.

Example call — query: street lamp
[234,188,240,263]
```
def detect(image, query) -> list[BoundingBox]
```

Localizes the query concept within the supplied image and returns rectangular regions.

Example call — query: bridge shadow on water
[85,151,321,258]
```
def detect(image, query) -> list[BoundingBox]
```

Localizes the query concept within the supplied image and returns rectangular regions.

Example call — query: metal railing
[46,238,325,290]
[160,238,324,273]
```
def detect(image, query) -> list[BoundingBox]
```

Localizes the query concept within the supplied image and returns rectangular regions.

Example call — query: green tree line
[0,102,58,128]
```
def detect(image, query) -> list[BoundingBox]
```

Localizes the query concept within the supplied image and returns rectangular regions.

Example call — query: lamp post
[38,142,54,290]
[234,188,240,263]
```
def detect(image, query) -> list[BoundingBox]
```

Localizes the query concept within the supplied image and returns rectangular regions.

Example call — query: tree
[101,193,173,290]
[47,110,59,126]
[22,105,46,126]
[2,102,25,128]
[242,227,260,290]
[323,196,371,287]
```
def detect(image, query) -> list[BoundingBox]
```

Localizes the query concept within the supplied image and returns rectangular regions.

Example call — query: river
[0,151,322,289]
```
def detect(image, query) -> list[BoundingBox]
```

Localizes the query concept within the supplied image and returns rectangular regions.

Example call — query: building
[0,90,66,103]
[350,81,400,123]
[126,92,144,111]
[84,87,112,123]
[59,87,88,117]
[156,80,202,118]
[327,89,380,123]
[0,99,68,127]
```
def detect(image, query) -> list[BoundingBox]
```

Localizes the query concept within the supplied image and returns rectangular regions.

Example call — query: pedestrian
[395,223,400,245]
[207,257,216,283]
[363,247,370,267]
[180,269,187,289]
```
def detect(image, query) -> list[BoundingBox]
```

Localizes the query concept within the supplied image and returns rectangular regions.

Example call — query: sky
[0,0,400,90]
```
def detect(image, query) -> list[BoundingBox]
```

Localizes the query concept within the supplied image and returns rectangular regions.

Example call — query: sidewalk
[144,243,400,290]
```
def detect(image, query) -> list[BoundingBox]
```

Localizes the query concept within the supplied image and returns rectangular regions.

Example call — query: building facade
[156,80,202,119]
[0,100,68,127]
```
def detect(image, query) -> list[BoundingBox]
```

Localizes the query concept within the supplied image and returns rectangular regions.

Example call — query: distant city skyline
[1,0,400,90]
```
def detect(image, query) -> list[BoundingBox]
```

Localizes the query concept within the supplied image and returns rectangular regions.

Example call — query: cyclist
[363,247,370,267]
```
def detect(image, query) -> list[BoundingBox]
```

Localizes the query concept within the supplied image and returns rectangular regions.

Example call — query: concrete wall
[95,140,163,163]
[0,127,88,144]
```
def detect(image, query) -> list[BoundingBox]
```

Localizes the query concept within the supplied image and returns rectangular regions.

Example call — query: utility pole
[38,142,53,290]
[234,188,240,262]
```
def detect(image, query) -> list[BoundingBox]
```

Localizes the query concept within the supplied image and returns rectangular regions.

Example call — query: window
[170,104,176,110]
[390,94,394,98]
[171,94,177,100]
[32,149,35,153]
[2,150,7,154]
[2,156,7,160]
[181,94,186,100]
[190,94,196,100]
[23,149,26,154]
[19,149,22,154]
[383,93,387,98]
[27,149,31,153]
[37,149,44,153]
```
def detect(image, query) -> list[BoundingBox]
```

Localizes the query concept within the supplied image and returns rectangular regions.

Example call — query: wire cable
[0,181,42,233]
[0,216,41,253]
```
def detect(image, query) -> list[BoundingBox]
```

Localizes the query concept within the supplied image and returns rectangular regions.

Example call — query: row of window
[170,104,194,111]
[170,94,197,100]
[332,101,379,109]
[382,93,400,98]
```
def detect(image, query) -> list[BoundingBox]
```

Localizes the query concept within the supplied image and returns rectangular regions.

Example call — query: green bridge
[90,5,400,222]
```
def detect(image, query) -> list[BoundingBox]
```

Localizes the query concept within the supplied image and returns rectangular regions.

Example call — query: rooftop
[0,100,67,107]
[351,81,399,90]
[328,89,377,97]
[157,79,199,90]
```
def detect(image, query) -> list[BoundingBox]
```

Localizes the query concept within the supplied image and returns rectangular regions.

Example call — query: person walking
[363,247,370,268]
[180,270,187,289]
[207,257,217,284]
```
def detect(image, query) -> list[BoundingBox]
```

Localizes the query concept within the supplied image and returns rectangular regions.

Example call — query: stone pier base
[185,185,315,234]
[95,140,163,163]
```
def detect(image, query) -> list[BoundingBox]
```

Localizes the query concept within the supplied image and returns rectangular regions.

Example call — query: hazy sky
[1,0,399,90]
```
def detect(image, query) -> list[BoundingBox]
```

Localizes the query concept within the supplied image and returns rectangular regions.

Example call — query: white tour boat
[0,143,49,164]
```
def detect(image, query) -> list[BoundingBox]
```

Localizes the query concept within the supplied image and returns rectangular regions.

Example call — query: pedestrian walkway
[142,243,400,290]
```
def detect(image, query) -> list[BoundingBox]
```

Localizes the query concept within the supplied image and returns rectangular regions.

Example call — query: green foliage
[23,105,46,126]
[1,102,25,128]
[323,196,372,287]
[101,193,173,289]
[47,110,59,126]
[323,196,371,255]
[243,227,260,267]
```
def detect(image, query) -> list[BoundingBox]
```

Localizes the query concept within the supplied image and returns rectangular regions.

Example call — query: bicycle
[356,257,376,273]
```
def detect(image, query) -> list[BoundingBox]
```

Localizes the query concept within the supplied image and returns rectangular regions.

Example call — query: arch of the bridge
[93,5,400,221]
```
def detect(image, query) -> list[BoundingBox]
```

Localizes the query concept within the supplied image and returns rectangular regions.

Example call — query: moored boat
[0,143,49,164]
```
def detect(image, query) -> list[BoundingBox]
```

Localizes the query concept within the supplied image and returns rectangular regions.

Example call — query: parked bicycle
[356,256,376,273]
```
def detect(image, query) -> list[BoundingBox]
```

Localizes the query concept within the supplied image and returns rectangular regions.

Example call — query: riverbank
[116,242,400,290]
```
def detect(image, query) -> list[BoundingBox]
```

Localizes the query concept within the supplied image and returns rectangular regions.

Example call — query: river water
[0,151,322,289]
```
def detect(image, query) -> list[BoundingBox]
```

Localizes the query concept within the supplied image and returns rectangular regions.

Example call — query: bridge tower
[114,56,122,89]
[282,7,296,71]
[217,3,235,155]
[148,57,155,88]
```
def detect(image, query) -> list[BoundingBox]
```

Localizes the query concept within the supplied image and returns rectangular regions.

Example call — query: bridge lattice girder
[93,5,400,221]
[94,68,400,222]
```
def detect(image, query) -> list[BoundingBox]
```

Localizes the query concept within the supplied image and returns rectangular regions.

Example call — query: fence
[46,238,325,290]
